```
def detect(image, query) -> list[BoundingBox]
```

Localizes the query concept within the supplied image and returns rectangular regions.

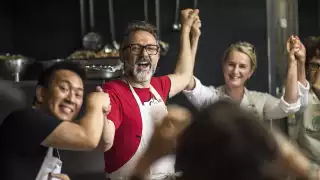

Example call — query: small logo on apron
[143,96,162,106]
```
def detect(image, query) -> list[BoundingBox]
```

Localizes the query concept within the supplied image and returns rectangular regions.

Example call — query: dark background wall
[0,0,318,179]
[299,0,320,38]
[0,0,269,90]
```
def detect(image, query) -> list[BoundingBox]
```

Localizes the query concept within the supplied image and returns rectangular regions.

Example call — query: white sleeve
[298,81,310,110]
[182,76,219,109]
[263,94,301,120]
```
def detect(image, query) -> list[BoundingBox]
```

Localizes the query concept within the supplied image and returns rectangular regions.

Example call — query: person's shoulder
[1,108,37,128]
[151,75,169,82]
[103,79,127,91]
[5,107,54,122]
[5,108,34,118]
[150,76,170,86]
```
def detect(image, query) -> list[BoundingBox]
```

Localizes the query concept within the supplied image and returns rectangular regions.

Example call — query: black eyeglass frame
[122,43,160,55]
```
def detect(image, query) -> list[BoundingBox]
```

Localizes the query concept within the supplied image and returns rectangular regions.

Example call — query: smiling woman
[222,42,256,93]
[183,37,309,121]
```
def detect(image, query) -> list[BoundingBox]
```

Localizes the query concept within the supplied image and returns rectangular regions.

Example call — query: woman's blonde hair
[222,41,257,71]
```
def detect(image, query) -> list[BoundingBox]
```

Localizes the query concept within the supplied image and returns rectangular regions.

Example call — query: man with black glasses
[98,9,201,180]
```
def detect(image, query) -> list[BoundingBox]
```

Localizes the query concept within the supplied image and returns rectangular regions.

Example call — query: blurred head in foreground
[175,100,286,180]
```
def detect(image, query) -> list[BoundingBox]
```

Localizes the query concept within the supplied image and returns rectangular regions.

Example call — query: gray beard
[124,62,156,82]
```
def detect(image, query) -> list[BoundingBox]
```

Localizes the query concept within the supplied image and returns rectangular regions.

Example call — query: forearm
[284,61,299,104]
[97,119,115,152]
[79,107,104,147]
[184,37,199,90]
[174,27,194,84]
[191,36,199,61]
[297,62,308,87]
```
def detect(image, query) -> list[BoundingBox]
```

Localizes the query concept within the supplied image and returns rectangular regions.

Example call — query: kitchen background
[0,0,319,179]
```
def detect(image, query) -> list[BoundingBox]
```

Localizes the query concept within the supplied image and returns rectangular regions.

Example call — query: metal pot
[37,59,64,69]
[0,55,34,82]
[85,60,123,80]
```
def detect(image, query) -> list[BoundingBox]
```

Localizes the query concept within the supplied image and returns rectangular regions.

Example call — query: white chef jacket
[183,77,309,121]
[292,88,320,165]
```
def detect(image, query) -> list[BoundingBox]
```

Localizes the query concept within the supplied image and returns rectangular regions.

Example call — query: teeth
[61,107,71,113]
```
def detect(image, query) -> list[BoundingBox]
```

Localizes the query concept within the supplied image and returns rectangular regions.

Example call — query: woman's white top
[183,77,310,121]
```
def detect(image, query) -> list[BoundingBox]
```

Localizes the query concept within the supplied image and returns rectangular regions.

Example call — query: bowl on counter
[0,54,35,82]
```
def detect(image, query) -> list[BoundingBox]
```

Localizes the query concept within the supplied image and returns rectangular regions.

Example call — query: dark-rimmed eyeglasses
[308,62,320,70]
[123,44,159,55]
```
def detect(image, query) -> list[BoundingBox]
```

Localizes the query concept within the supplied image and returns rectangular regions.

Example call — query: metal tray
[85,68,123,80]
[84,62,123,80]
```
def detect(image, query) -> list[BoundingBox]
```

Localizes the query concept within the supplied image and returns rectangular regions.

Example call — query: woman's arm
[263,37,305,120]
[183,77,219,109]
[283,36,299,104]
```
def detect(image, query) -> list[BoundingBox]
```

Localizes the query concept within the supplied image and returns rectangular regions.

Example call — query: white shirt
[294,90,320,164]
[183,77,310,120]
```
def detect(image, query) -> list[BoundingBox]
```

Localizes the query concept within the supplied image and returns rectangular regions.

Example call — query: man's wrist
[297,61,306,68]
[181,26,191,33]
[287,60,298,69]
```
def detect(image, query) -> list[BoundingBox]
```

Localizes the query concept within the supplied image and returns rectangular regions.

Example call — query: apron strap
[127,81,143,107]
[149,86,164,103]
[55,148,61,160]
[46,147,61,160]
[46,147,53,157]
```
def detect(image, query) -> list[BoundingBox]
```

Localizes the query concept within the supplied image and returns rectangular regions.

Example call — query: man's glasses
[123,44,159,55]
[308,62,320,70]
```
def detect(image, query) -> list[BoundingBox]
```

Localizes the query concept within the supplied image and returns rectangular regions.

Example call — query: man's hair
[305,36,320,62]
[37,61,86,88]
[175,100,282,180]
[33,61,86,105]
[121,21,158,48]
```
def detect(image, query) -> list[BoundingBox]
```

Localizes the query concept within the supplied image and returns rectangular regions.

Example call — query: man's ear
[35,86,45,104]
[120,49,125,63]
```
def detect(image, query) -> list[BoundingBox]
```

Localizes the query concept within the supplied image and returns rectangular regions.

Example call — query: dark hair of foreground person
[174,100,284,180]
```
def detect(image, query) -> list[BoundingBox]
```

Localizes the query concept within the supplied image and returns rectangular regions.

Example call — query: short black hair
[175,100,281,180]
[37,61,86,88]
[33,61,86,105]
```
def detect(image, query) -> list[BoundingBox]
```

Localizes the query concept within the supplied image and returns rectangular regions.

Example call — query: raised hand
[180,9,199,30]
[287,35,299,62]
[287,35,306,63]
[96,86,111,114]
[86,86,111,114]
[191,15,201,38]
[293,36,306,64]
